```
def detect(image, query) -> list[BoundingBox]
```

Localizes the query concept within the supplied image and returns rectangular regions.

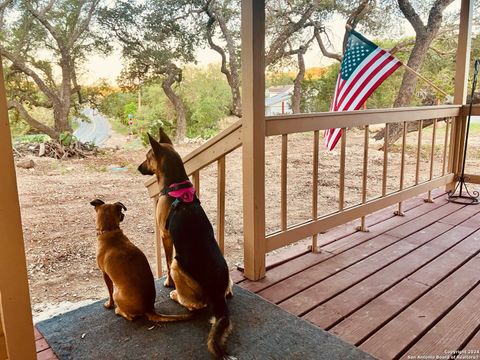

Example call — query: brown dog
[138,129,235,359]
[91,199,191,323]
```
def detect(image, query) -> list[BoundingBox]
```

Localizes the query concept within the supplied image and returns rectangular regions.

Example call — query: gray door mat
[36,280,375,360]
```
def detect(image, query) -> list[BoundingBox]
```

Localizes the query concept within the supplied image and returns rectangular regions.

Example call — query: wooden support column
[0,56,36,359]
[242,0,266,280]
[447,0,473,191]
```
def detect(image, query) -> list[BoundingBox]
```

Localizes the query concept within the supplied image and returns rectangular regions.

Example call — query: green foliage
[300,63,339,113]
[13,134,51,144]
[99,92,137,124]
[123,102,137,124]
[180,66,231,138]
[98,66,232,142]
[59,132,78,147]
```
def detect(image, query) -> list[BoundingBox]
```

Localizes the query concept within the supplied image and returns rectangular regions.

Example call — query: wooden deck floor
[234,191,480,360]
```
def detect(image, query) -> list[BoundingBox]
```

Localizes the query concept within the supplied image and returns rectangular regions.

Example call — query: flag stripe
[335,48,385,109]
[350,60,402,111]
[341,56,400,111]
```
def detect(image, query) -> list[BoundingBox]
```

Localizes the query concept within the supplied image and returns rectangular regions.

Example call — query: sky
[82,0,463,85]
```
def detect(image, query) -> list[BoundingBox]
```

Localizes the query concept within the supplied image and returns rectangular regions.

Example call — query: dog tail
[207,297,235,360]
[145,311,192,323]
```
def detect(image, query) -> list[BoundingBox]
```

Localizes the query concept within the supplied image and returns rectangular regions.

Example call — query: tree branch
[25,2,67,53]
[343,0,373,51]
[8,100,59,139]
[397,0,426,35]
[0,46,60,105]
[265,2,318,65]
[68,0,100,49]
[313,26,342,62]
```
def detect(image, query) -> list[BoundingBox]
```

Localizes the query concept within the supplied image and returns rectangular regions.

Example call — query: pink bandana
[167,180,196,203]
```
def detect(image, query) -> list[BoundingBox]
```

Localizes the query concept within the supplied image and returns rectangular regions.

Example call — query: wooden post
[242,0,266,280]
[0,56,36,359]
[447,0,473,191]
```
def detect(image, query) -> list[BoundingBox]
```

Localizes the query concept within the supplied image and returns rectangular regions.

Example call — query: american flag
[324,29,402,151]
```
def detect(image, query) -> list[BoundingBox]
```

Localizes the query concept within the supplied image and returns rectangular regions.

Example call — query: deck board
[399,283,480,360]
[359,257,480,359]
[329,228,480,346]
[302,223,475,329]
[237,193,480,360]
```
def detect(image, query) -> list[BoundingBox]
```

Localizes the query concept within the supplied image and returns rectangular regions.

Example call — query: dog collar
[161,180,196,203]
[96,228,120,236]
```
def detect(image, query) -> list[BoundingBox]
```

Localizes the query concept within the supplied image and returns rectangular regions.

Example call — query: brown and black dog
[91,199,191,323]
[138,129,235,360]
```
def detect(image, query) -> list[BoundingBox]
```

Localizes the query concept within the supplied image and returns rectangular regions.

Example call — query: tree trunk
[292,51,306,114]
[374,0,454,144]
[161,64,187,143]
[55,55,73,134]
[205,14,242,117]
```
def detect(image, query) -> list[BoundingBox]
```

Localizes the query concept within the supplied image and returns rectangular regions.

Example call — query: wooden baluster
[312,130,319,252]
[339,128,346,211]
[415,120,423,185]
[426,119,438,203]
[281,134,288,231]
[192,170,200,199]
[217,157,226,254]
[357,125,369,232]
[382,123,389,197]
[395,121,407,216]
[153,196,163,278]
[442,118,450,176]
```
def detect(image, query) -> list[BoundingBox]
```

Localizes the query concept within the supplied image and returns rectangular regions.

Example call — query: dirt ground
[16,120,480,321]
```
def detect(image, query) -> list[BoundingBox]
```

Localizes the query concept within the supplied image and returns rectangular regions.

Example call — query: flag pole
[400,64,450,98]
[345,24,450,99]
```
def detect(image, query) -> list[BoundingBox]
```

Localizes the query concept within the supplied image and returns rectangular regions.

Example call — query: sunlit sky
[82,0,463,85]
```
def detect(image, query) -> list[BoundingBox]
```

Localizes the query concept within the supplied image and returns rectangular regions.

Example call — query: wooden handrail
[265,105,461,136]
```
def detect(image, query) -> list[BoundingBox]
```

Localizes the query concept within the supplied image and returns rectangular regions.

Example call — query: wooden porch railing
[145,104,480,279]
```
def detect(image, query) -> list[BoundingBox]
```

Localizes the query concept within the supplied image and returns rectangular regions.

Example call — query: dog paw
[104,300,114,309]
[115,307,133,321]
[169,290,178,302]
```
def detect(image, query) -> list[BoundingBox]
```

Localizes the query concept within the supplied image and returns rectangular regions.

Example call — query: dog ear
[114,202,127,211]
[114,202,126,222]
[90,199,105,208]
[148,133,163,158]
[159,127,173,145]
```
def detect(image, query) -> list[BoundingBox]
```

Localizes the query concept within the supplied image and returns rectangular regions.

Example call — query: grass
[13,134,51,144]
[110,119,131,136]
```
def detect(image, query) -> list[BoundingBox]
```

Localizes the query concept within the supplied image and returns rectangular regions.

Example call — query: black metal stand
[448,59,480,205]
